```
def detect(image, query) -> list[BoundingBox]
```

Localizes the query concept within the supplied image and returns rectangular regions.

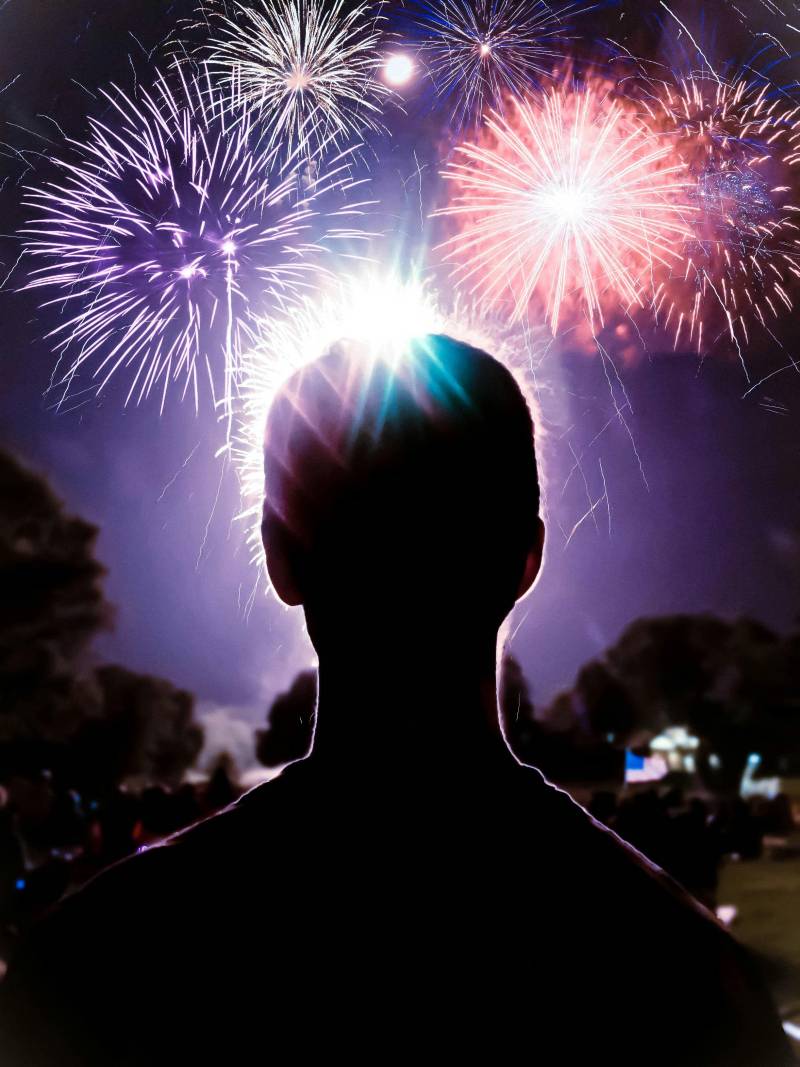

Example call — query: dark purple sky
[1,0,798,733]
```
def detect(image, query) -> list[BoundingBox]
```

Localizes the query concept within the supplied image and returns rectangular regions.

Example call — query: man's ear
[261,506,305,607]
[516,517,545,601]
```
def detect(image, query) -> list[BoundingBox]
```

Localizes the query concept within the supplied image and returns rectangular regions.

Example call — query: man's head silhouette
[261,334,544,657]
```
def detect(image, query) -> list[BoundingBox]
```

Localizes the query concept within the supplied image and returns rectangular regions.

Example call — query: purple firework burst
[20,64,369,412]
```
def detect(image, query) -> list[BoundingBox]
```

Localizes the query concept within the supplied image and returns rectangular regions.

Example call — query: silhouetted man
[1,336,792,1065]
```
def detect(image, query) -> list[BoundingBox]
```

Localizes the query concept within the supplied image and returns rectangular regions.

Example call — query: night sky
[1,0,799,751]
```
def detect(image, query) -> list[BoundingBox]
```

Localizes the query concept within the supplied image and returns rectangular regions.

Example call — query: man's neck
[306,633,513,780]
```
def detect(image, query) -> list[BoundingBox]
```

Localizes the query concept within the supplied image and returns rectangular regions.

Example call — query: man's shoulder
[503,765,791,1062]
[1,760,792,1066]
[529,768,764,958]
[513,766,705,897]
[0,774,299,1065]
[9,771,297,964]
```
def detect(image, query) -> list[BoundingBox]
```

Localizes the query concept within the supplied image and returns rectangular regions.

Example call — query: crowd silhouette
[0,755,793,966]
[0,759,240,962]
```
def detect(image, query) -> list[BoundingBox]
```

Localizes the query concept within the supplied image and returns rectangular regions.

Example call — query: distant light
[15,878,25,891]
[221,240,237,255]
[625,751,668,784]
[180,265,197,280]
[384,54,414,87]
[716,905,738,926]
[479,42,491,57]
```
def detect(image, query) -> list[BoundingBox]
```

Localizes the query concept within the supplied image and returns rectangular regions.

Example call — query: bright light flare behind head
[234,275,443,571]
[436,82,693,333]
[384,53,415,86]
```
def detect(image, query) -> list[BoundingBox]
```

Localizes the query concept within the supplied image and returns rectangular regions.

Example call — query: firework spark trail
[205,0,389,158]
[658,3,722,83]
[411,0,594,128]
[157,440,201,502]
[596,336,648,489]
[598,456,611,536]
[563,476,609,546]
[436,82,693,334]
[0,74,22,97]
[644,70,800,354]
[20,63,372,417]
[742,356,800,398]
[196,454,226,570]
[568,439,599,533]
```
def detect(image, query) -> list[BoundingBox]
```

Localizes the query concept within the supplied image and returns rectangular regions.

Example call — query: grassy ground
[718,854,800,1055]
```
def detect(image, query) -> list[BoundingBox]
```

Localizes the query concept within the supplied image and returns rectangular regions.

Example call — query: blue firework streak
[408,0,596,128]
[20,63,370,413]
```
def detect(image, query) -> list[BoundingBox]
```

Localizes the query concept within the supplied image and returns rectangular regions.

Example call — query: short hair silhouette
[261,334,542,622]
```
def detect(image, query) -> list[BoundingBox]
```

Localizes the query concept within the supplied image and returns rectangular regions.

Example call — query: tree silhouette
[0,450,110,776]
[0,448,203,791]
[256,671,317,768]
[554,614,800,792]
[500,656,623,785]
[69,666,202,794]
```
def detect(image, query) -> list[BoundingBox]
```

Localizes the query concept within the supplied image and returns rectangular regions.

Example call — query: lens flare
[233,274,444,570]
[20,65,370,413]
[436,81,693,334]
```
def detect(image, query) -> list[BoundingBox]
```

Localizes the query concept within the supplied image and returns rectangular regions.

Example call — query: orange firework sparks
[646,73,800,354]
[435,79,693,335]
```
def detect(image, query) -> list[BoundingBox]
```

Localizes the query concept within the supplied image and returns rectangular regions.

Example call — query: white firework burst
[206,0,390,157]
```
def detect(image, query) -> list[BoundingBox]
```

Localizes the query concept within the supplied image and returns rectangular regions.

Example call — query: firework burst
[206,0,389,158]
[20,65,370,413]
[412,0,593,128]
[645,72,800,353]
[436,80,692,334]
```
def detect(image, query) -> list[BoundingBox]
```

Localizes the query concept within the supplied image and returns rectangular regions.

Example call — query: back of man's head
[262,333,541,637]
